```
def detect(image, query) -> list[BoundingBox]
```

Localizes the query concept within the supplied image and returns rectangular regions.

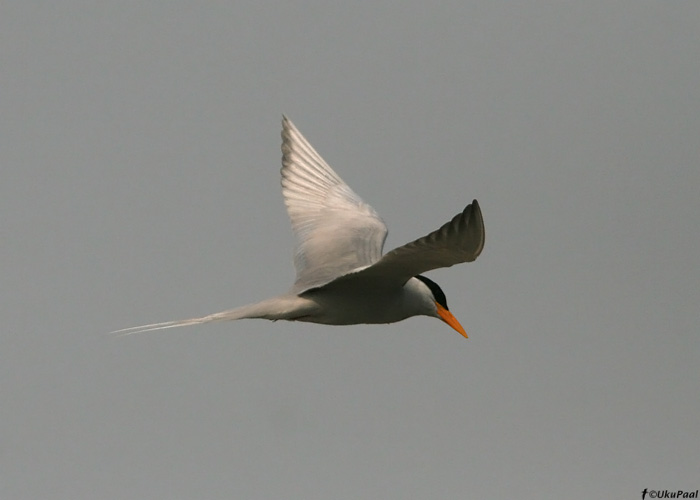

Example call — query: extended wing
[281,117,388,293]
[323,200,484,290]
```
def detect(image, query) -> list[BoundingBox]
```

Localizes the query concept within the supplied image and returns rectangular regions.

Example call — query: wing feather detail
[325,200,484,289]
[281,117,388,293]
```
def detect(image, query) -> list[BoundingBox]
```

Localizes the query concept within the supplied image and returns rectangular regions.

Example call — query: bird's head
[414,275,468,338]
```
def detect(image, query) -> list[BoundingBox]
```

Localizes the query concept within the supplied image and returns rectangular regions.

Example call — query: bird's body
[114,117,484,338]
[292,276,441,326]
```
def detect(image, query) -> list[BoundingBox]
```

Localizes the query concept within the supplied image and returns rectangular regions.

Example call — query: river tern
[114,117,484,338]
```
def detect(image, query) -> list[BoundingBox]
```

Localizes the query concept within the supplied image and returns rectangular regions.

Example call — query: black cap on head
[414,275,449,310]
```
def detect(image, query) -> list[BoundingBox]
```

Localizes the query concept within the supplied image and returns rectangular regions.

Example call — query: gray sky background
[3,2,699,499]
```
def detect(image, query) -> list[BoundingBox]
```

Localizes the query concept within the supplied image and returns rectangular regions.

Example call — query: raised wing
[330,200,484,288]
[281,117,388,293]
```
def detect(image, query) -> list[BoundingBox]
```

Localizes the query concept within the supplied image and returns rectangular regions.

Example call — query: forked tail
[110,295,317,336]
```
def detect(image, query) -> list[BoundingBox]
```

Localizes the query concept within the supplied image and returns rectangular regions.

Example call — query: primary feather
[281,116,387,293]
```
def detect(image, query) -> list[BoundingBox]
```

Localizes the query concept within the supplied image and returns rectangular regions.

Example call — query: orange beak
[436,303,468,339]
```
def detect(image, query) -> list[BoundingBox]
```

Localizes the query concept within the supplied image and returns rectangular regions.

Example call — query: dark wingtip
[466,199,485,258]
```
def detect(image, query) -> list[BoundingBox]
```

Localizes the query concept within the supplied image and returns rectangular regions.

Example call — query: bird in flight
[114,117,484,338]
